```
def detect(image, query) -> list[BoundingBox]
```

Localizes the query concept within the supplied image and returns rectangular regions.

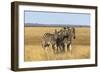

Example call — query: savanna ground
[24,27,90,61]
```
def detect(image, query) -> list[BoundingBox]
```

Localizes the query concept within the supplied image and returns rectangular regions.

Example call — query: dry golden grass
[24,27,90,61]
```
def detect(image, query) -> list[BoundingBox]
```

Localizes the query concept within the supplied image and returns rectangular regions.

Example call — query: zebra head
[58,27,69,39]
[53,29,59,40]
[68,27,76,39]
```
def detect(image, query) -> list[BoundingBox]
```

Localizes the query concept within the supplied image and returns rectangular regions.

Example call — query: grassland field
[24,27,90,61]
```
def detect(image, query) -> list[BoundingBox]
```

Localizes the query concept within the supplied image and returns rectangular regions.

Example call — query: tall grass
[24,27,90,61]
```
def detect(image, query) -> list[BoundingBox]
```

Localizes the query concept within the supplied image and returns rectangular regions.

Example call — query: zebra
[55,28,69,52]
[41,30,59,53]
[62,26,76,52]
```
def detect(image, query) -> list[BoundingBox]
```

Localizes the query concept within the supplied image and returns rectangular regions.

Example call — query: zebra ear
[73,36,76,39]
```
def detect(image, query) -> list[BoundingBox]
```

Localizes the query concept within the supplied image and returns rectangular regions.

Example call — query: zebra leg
[62,43,65,52]
[60,43,65,52]
[42,41,50,51]
[52,44,56,53]
[67,43,70,52]
[56,44,60,53]
[42,43,46,50]
[67,43,72,52]
[58,45,61,53]
[64,43,67,52]
[42,41,47,49]
[56,45,59,53]
[56,42,59,53]
[69,44,72,52]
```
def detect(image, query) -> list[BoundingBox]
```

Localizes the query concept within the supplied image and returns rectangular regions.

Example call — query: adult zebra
[62,26,76,52]
[41,30,59,53]
[55,27,69,52]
